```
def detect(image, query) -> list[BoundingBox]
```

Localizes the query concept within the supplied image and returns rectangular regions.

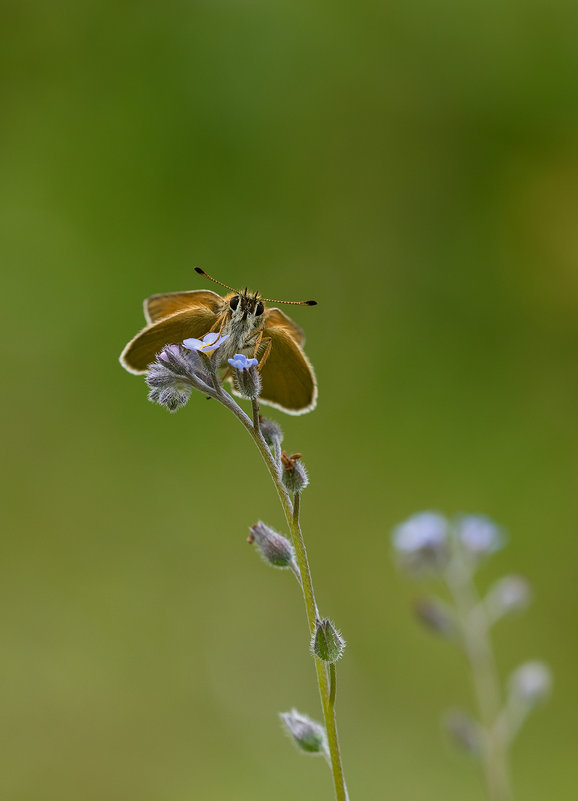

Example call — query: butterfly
[120,268,318,415]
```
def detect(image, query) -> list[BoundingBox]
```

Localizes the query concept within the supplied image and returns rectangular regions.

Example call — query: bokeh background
[2,1,577,799]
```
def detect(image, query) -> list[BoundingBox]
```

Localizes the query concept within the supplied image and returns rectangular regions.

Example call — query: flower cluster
[392,511,503,573]
[145,333,269,411]
[392,510,551,789]
[146,344,215,412]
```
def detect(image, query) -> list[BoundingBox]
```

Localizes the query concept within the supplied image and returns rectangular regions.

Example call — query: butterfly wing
[144,290,223,324]
[120,306,220,374]
[263,307,306,346]
[258,324,317,415]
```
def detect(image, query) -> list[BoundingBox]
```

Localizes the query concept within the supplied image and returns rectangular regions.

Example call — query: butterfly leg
[246,329,273,371]
[257,338,273,371]
[253,333,273,371]
[208,312,228,337]
[220,365,233,385]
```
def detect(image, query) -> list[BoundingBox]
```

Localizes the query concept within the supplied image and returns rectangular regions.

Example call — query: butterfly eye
[229,295,240,311]
[255,301,264,316]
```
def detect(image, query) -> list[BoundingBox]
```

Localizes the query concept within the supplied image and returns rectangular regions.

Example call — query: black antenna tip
[194,267,206,275]
[305,300,318,306]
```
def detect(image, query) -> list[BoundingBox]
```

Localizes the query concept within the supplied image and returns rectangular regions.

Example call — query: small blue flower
[392,512,449,572]
[393,512,448,554]
[456,515,503,557]
[183,332,230,354]
[228,353,258,370]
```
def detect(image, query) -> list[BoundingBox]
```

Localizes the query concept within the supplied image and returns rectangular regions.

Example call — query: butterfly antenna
[194,267,237,293]
[260,295,318,306]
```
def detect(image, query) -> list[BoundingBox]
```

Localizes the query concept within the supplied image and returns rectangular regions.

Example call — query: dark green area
[1,1,577,798]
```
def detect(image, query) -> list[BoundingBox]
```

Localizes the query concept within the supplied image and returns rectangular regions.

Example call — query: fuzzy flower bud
[145,344,218,412]
[260,416,284,448]
[508,661,552,706]
[281,451,309,493]
[248,521,297,570]
[392,512,449,572]
[455,515,504,558]
[280,709,327,755]
[312,618,346,663]
[413,597,456,637]
[227,354,262,400]
[443,709,482,754]
[486,575,532,622]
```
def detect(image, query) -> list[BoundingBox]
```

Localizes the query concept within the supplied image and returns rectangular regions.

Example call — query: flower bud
[228,354,262,400]
[508,661,552,706]
[280,709,327,755]
[145,345,213,412]
[312,618,346,663]
[260,416,284,448]
[146,361,193,412]
[281,452,309,493]
[248,521,296,570]
[443,709,481,754]
[486,575,532,621]
[413,597,456,637]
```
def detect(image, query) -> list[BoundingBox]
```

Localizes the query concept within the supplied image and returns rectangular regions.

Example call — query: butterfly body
[120,281,318,415]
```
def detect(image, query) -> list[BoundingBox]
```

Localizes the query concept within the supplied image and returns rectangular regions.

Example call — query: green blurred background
[1,1,577,798]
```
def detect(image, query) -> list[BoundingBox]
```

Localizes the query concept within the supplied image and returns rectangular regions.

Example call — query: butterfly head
[227,290,265,323]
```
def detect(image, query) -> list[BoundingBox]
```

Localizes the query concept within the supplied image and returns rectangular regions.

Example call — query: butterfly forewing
[144,289,223,324]
[121,307,219,374]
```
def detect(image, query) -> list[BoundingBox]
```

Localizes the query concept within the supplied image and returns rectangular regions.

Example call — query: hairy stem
[215,386,348,800]
[446,560,512,801]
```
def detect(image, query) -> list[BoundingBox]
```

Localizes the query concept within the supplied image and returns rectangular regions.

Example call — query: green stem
[446,560,512,801]
[329,663,337,708]
[215,386,348,800]
[292,493,348,801]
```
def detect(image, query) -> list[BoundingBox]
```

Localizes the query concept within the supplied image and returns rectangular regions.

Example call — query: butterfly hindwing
[263,307,306,346]
[258,324,317,414]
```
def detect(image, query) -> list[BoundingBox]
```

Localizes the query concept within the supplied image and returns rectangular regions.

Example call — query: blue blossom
[509,661,552,705]
[392,512,449,571]
[228,353,259,370]
[456,515,504,557]
[183,331,230,354]
[228,353,262,400]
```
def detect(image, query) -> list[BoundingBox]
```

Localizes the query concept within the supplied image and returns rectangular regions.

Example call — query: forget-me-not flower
[456,515,504,557]
[228,353,258,370]
[183,331,230,354]
[227,353,261,400]
[392,512,449,571]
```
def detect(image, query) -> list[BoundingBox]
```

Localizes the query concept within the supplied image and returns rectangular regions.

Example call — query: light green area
[1,1,577,798]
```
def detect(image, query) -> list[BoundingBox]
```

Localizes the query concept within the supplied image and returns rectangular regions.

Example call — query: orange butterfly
[120,268,318,415]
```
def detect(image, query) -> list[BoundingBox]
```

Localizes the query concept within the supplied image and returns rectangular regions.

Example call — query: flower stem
[292,493,349,801]
[446,559,512,801]
[215,387,348,800]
